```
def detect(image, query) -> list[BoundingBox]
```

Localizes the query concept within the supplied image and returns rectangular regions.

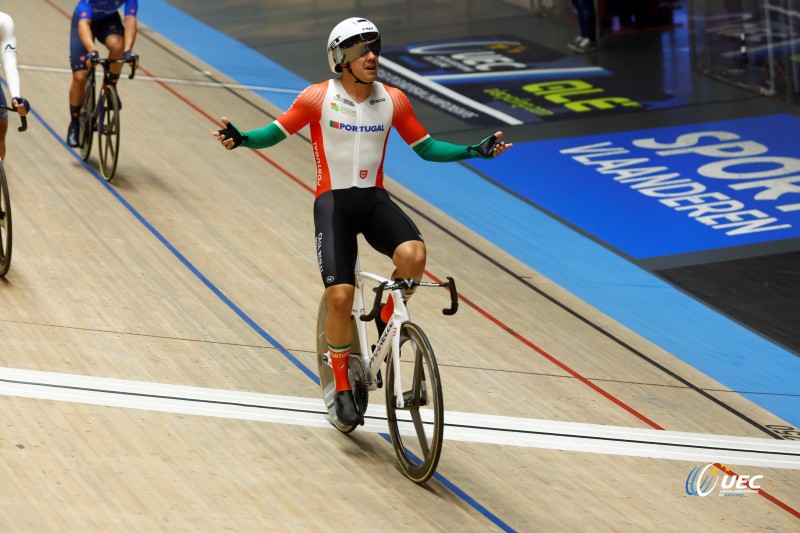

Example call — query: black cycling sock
[70,105,81,121]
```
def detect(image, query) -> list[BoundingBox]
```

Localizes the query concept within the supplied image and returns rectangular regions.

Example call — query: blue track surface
[140,1,799,428]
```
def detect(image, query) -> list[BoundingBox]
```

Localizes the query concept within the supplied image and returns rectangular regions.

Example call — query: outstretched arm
[0,14,20,98]
[413,131,512,162]
[212,117,288,150]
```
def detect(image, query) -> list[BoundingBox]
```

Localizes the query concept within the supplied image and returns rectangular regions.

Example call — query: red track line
[714,464,799,520]
[43,0,799,518]
[43,0,69,17]
[423,271,664,429]
[136,64,315,195]
[150,52,664,429]
[44,0,313,195]
[37,0,681,432]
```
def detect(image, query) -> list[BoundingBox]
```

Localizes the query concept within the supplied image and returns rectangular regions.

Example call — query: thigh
[0,91,7,120]
[362,188,423,259]
[92,13,125,46]
[314,191,358,288]
[69,13,88,72]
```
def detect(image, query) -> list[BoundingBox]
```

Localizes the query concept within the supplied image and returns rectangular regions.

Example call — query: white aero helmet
[327,17,381,73]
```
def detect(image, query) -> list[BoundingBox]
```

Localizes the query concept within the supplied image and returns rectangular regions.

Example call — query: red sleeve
[386,85,429,145]
[276,81,326,135]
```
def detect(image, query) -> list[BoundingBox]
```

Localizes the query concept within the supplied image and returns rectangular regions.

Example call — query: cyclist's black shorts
[314,186,423,287]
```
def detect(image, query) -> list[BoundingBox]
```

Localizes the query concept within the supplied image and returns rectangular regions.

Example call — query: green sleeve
[241,122,288,149]
[412,136,477,162]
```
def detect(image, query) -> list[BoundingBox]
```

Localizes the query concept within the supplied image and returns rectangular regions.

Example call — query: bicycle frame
[79,57,136,180]
[88,58,136,128]
[351,257,458,408]
[352,261,410,408]
[316,255,456,482]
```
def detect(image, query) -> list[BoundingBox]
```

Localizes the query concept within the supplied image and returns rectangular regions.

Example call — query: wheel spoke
[409,409,430,456]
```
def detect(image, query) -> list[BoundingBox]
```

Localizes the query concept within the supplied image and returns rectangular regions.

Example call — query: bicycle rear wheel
[79,78,95,161]
[315,293,368,434]
[0,161,12,277]
[385,322,444,484]
[97,85,121,181]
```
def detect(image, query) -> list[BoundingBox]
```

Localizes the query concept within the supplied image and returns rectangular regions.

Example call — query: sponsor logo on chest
[328,121,385,133]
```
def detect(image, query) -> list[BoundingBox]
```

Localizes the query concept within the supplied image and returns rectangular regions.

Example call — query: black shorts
[314,187,423,287]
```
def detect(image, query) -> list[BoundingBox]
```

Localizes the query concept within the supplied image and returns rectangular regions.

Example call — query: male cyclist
[66,0,138,147]
[0,12,30,161]
[213,17,511,426]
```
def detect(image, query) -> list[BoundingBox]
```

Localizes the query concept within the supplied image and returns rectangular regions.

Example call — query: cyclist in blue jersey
[67,0,138,147]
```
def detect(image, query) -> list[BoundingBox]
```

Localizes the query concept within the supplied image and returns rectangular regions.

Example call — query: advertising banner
[467,114,800,259]
[379,35,684,126]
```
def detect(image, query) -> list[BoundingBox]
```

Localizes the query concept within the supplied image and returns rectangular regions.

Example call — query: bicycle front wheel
[0,161,12,277]
[78,79,95,162]
[97,85,121,181]
[385,322,444,484]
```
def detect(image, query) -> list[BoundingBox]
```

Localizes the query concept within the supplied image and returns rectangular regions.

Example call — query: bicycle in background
[316,256,458,483]
[0,105,27,277]
[78,56,137,181]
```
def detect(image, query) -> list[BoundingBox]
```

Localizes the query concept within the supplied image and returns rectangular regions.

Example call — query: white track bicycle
[316,257,458,483]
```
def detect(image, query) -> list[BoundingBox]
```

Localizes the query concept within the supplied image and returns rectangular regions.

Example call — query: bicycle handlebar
[0,104,27,132]
[91,57,138,80]
[360,276,459,322]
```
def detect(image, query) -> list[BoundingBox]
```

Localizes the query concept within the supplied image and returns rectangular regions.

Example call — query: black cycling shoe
[66,121,79,147]
[334,390,363,426]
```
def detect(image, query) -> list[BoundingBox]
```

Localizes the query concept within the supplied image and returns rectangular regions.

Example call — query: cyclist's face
[348,48,379,83]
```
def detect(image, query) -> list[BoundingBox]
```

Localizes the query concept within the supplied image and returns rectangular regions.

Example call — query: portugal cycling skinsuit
[70,0,138,72]
[267,79,431,287]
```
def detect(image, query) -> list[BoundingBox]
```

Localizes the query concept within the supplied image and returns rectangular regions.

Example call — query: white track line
[17,64,301,94]
[1,366,798,469]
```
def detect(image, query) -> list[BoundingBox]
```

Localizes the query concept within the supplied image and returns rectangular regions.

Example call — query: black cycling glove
[217,121,248,149]
[12,97,30,112]
[467,134,498,158]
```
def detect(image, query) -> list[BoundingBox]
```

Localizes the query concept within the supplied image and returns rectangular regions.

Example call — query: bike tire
[0,160,12,277]
[385,322,444,484]
[97,85,120,181]
[79,78,95,162]
[315,293,367,433]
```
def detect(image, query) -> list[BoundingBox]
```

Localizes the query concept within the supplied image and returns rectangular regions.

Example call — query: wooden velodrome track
[1,0,798,530]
